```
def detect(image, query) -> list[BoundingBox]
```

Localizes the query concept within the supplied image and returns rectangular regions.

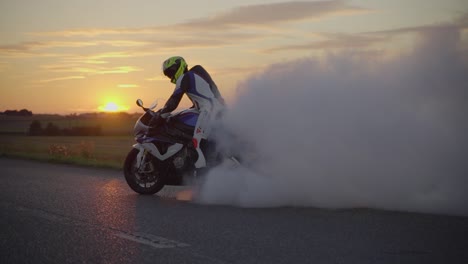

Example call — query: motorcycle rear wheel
[123,148,166,195]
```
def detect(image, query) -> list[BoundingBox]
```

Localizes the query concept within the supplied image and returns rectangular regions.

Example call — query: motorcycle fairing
[133,143,183,168]
[171,109,198,127]
[165,110,199,141]
[137,135,176,144]
[177,112,197,127]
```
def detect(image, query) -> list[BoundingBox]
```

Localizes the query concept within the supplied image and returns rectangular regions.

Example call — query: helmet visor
[163,64,178,79]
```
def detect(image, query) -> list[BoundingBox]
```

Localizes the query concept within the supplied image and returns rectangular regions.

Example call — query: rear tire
[123,148,166,195]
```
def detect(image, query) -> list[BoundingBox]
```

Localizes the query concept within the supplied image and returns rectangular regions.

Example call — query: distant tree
[19,109,33,116]
[3,110,17,116]
[28,120,43,136]
[3,109,33,116]
[45,122,61,136]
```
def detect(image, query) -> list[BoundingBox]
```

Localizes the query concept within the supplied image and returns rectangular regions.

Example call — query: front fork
[133,144,152,173]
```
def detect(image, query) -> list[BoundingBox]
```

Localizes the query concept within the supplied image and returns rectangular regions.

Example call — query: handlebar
[136,99,161,117]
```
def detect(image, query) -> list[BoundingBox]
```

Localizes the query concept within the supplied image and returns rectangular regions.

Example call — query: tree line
[1,109,33,116]
[28,120,102,136]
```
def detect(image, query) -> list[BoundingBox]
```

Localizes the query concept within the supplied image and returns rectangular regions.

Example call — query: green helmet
[162,56,187,84]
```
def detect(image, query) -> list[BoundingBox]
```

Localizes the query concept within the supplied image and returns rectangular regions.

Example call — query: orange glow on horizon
[98,102,129,112]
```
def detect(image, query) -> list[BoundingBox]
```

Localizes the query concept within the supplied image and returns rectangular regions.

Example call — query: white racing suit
[159,65,225,168]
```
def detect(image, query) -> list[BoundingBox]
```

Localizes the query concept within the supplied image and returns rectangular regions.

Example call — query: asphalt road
[1,158,467,264]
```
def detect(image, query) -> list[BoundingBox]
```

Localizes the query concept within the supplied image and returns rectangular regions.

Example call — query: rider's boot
[193,142,209,177]
[193,135,206,169]
[202,140,218,167]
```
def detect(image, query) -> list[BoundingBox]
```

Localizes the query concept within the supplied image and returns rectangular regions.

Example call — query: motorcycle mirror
[136,99,144,107]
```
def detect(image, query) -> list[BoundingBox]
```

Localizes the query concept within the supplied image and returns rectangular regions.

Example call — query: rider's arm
[160,74,190,114]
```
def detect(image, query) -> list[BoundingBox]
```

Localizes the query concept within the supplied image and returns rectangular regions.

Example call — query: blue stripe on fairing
[177,112,198,127]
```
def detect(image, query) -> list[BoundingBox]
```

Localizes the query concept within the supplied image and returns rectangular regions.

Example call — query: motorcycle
[123,99,239,195]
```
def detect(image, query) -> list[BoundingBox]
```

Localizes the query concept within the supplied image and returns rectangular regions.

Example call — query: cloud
[117,84,138,88]
[369,22,467,36]
[198,25,468,216]
[0,42,94,56]
[182,0,369,30]
[37,76,85,83]
[28,27,163,37]
[1,1,370,62]
[86,51,139,60]
[145,76,166,82]
[5,35,252,60]
[35,41,98,49]
[40,63,79,72]
[260,33,387,53]
[0,40,151,57]
[211,65,266,77]
[259,12,468,53]
[77,66,142,75]
[40,62,142,75]
[30,1,369,37]
[0,48,64,58]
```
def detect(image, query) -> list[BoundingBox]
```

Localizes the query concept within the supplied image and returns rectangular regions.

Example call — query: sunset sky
[1,0,466,114]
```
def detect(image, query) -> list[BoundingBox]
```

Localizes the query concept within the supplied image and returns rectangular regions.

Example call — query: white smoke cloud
[196,26,468,216]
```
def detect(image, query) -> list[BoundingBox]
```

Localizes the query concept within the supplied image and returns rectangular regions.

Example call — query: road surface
[1,158,467,263]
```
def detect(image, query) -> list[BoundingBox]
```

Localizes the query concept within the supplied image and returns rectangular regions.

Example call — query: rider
[156,56,225,168]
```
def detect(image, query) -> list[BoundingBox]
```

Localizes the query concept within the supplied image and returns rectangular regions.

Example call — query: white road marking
[115,232,189,249]
[2,202,190,249]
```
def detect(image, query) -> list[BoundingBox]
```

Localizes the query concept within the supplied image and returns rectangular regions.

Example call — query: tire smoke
[196,26,468,216]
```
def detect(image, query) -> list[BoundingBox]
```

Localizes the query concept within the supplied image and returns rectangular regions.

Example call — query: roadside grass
[0,135,135,169]
[0,114,138,135]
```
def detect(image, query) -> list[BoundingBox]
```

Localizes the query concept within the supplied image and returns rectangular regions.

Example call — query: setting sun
[99,102,129,112]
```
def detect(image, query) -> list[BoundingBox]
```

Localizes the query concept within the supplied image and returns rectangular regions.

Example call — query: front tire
[123,148,166,195]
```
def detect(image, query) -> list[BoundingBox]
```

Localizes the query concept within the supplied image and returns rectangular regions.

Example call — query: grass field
[1,113,148,169]
[0,114,139,135]
[0,135,135,169]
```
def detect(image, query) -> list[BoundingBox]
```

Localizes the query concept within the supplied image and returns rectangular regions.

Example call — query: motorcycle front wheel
[123,148,166,195]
